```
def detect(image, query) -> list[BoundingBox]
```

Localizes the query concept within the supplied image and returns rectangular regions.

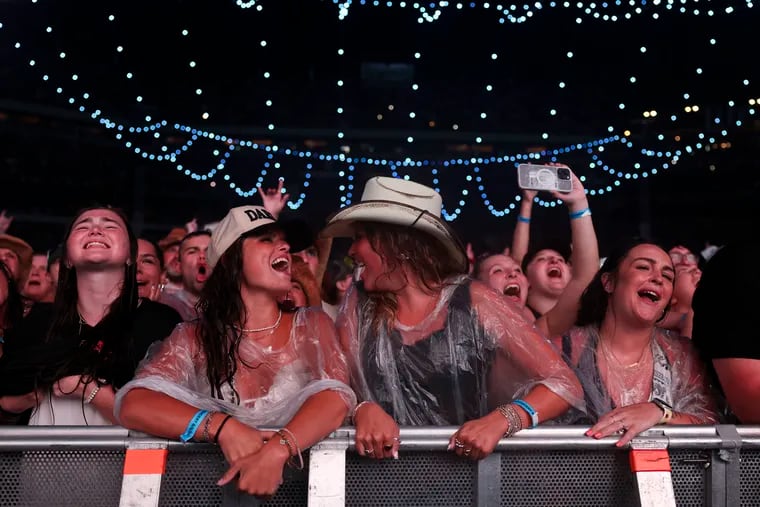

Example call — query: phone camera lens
[557,168,571,180]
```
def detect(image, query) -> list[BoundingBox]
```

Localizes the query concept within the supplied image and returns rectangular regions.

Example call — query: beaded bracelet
[201,412,217,443]
[275,429,305,470]
[497,404,524,438]
[84,385,100,405]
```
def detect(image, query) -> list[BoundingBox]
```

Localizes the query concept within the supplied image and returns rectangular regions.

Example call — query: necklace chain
[600,335,651,369]
[235,309,282,334]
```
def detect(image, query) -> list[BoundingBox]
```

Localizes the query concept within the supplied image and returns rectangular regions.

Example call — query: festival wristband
[180,410,209,443]
[512,399,539,428]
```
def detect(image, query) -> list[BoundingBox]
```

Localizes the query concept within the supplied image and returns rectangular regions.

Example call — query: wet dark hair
[37,206,139,391]
[576,237,669,327]
[195,224,282,401]
[0,260,24,331]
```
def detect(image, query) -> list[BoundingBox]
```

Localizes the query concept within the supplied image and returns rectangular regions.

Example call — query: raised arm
[538,169,599,337]
[511,189,537,264]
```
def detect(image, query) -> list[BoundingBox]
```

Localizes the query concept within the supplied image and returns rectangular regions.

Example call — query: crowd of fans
[0,165,755,497]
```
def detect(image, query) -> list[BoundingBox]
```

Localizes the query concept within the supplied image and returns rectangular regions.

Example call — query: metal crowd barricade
[0,425,758,507]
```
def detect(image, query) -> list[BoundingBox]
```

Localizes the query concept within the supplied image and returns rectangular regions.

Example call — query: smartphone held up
[517,164,573,193]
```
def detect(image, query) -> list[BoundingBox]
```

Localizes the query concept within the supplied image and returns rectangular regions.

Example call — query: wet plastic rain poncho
[337,275,585,425]
[554,325,718,425]
[115,307,356,426]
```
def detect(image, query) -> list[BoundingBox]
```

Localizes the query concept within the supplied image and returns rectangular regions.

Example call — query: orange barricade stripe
[629,449,671,472]
[123,449,169,475]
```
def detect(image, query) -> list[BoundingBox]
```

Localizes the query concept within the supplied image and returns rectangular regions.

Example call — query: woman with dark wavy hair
[321,177,583,461]
[116,206,355,497]
[0,207,180,425]
[553,238,718,445]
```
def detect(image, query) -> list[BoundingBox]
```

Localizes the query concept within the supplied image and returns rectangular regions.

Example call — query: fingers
[450,431,479,460]
[217,463,240,486]
[587,414,626,440]
[356,431,398,459]
[236,470,283,498]
[616,425,640,447]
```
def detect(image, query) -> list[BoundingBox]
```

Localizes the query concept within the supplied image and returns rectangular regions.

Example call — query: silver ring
[364,448,374,455]
[454,438,465,448]
[464,448,472,456]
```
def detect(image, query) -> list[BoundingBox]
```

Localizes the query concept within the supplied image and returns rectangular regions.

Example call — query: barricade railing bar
[0,425,758,507]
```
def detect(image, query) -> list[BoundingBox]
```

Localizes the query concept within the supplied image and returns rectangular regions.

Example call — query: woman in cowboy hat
[321,177,584,460]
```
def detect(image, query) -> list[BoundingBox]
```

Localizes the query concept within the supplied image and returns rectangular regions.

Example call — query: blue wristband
[180,410,209,443]
[569,207,591,220]
[512,399,539,428]
[517,215,531,223]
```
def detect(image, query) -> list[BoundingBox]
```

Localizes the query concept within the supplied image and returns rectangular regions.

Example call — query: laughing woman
[117,206,355,497]
[0,207,181,425]
[554,239,718,445]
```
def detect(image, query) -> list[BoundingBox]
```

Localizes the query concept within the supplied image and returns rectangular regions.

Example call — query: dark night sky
[0,1,758,253]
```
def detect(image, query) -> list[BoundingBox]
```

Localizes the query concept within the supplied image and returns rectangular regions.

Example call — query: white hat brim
[320,200,467,271]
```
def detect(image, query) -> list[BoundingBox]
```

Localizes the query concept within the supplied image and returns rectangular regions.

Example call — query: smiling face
[66,209,131,271]
[136,239,162,298]
[477,254,529,306]
[525,249,571,297]
[605,243,675,326]
[240,228,292,296]
[347,227,407,293]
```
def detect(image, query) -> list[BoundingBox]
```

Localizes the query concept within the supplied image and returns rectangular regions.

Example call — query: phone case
[517,164,573,193]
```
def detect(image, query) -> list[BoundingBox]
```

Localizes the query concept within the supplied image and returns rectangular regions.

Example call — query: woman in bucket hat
[321,177,583,461]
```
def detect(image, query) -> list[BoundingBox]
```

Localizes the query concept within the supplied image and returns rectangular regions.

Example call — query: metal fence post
[118,439,170,507]
[308,436,349,507]
[629,436,676,507]
[474,452,501,507]
[706,425,742,507]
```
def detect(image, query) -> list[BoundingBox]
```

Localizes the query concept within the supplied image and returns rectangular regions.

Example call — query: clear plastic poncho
[114,307,356,427]
[337,275,585,425]
[553,325,718,425]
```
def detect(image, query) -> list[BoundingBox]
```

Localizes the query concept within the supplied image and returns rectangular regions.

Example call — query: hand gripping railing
[1,425,759,507]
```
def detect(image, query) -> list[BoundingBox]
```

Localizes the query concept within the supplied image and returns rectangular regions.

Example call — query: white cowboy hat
[320,177,467,271]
